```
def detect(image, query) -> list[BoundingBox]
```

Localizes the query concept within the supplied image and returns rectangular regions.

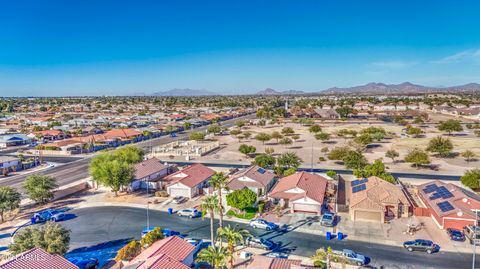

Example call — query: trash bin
[338,232,344,240]
[168,208,173,215]
[326,231,332,240]
[31,217,36,224]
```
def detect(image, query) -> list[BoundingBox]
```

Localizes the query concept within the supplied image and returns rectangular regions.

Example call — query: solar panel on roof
[423,184,438,194]
[257,168,266,174]
[352,183,367,193]
[429,193,442,200]
[351,180,361,187]
[437,201,455,212]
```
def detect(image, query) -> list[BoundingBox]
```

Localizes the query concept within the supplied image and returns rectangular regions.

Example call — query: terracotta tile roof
[228,165,275,190]
[104,129,142,139]
[126,253,190,269]
[269,172,328,204]
[349,176,411,211]
[134,157,168,180]
[418,180,480,218]
[128,236,195,267]
[236,255,306,269]
[0,248,78,269]
[43,139,83,148]
[33,130,64,136]
[72,134,111,143]
[164,163,215,188]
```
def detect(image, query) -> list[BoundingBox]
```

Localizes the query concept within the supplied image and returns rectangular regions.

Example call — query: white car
[249,219,279,230]
[177,208,201,218]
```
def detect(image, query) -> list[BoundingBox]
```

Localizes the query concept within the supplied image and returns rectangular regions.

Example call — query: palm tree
[201,195,220,247]
[196,245,228,269]
[209,172,229,228]
[217,226,251,269]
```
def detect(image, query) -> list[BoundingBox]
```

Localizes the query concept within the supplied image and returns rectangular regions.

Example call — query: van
[463,225,480,245]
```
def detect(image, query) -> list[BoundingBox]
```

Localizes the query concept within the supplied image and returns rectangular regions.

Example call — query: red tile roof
[164,163,215,188]
[32,130,64,136]
[127,253,190,269]
[228,165,275,190]
[134,157,168,180]
[269,172,328,204]
[127,236,195,268]
[236,255,307,269]
[0,248,78,269]
[104,129,142,139]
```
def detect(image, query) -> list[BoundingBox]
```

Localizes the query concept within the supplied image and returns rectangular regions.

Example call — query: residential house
[347,176,412,223]
[235,255,311,269]
[415,180,480,230]
[39,139,86,155]
[0,156,20,175]
[28,129,66,141]
[0,248,78,269]
[314,108,340,119]
[125,236,197,269]
[228,165,276,197]
[0,133,32,148]
[269,172,328,215]
[165,163,215,198]
[131,157,170,190]
[104,128,143,143]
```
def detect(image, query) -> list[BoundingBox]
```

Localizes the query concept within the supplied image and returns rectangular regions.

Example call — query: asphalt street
[0,114,255,193]
[62,206,472,269]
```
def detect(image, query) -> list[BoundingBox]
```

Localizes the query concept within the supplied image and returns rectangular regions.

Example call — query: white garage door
[293,203,320,214]
[354,210,382,222]
[168,187,190,198]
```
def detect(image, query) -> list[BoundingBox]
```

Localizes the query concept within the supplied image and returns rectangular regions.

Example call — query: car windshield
[323,215,333,220]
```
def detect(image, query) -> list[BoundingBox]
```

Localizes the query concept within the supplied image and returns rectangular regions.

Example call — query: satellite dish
[457,211,463,217]
[463,198,468,203]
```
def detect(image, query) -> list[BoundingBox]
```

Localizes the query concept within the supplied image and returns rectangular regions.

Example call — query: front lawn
[226,207,258,220]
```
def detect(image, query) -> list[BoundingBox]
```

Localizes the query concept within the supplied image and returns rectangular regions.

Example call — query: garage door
[168,187,190,198]
[354,210,382,222]
[293,203,320,214]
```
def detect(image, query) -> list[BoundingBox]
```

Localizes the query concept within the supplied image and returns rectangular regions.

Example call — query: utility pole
[473,211,478,269]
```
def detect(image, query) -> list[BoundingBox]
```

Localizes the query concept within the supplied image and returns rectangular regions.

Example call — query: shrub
[318,157,326,162]
[155,190,168,197]
[326,170,337,178]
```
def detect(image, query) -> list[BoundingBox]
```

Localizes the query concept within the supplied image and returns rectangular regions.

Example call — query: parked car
[403,239,437,254]
[177,208,201,218]
[249,219,279,231]
[173,196,188,204]
[320,212,335,227]
[245,237,276,250]
[33,209,65,222]
[447,228,465,242]
[185,238,203,246]
[334,249,367,266]
[163,228,181,237]
[463,225,480,245]
[67,257,99,269]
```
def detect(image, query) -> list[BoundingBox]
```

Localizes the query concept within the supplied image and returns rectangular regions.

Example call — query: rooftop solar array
[352,178,368,187]
[423,183,438,194]
[352,184,367,193]
[427,185,454,200]
[437,201,455,212]
[257,167,266,174]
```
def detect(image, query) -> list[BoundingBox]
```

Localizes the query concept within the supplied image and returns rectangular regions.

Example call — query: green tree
[23,175,58,204]
[90,153,134,196]
[438,119,463,135]
[270,131,283,143]
[183,121,192,130]
[335,106,353,118]
[140,227,164,247]
[0,186,21,223]
[354,133,373,146]
[189,131,206,141]
[385,149,399,163]
[165,125,178,133]
[238,144,256,156]
[342,151,367,170]
[327,147,350,160]
[253,154,276,168]
[264,147,274,155]
[406,126,423,138]
[115,240,141,262]
[279,137,293,147]
[208,124,222,134]
[235,120,246,128]
[254,133,271,144]
[315,132,330,142]
[461,150,476,162]
[326,170,337,178]
[354,159,396,183]
[9,221,70,255]
[209,172,230,228]
[217,226,250,269]
[243,131,252,140]
[277,152,303,169]
[281,127,295,136]
[309,124,322,134]
[114,146,144,164]
[461,169,480,190]
[229,129,242,138]
[196,245,229,269]
[405,148,431,168]
[283,167,297,176]
[201,195,220,247]
[226,188,257,212]
[426,136,454,157]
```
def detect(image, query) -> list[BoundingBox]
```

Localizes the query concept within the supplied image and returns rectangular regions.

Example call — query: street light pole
[473,211,478,269]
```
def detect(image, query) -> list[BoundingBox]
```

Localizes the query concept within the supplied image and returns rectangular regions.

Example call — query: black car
[403,239,437,254]
[447,228,465,242]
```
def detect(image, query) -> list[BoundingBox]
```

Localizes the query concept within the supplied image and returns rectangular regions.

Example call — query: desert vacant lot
[196,120,479,175]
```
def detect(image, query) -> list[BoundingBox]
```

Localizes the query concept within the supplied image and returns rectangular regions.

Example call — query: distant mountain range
[321,82,480,94]
[151,88,219,96]
[255,88,306,95]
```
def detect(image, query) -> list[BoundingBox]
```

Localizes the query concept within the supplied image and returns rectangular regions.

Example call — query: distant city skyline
[1,0,480,96]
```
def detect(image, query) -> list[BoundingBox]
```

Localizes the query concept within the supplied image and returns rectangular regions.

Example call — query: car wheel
[266,227,271,231]
[357,262,363,266]
[52,218,57,222]
[407,247,413,252]
[252,225,257,229]
[189,215,193,218]
[426,249,432,254]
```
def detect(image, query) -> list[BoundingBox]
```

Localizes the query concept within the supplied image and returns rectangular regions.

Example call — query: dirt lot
[194,120,479,175]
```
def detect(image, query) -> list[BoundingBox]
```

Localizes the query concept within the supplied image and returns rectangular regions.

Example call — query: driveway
[61,206,472,269]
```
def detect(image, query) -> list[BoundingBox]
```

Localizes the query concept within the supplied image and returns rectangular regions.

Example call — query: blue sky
[1,0,480,96]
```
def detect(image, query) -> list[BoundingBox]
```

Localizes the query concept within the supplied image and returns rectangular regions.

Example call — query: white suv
[177,208,201,218]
